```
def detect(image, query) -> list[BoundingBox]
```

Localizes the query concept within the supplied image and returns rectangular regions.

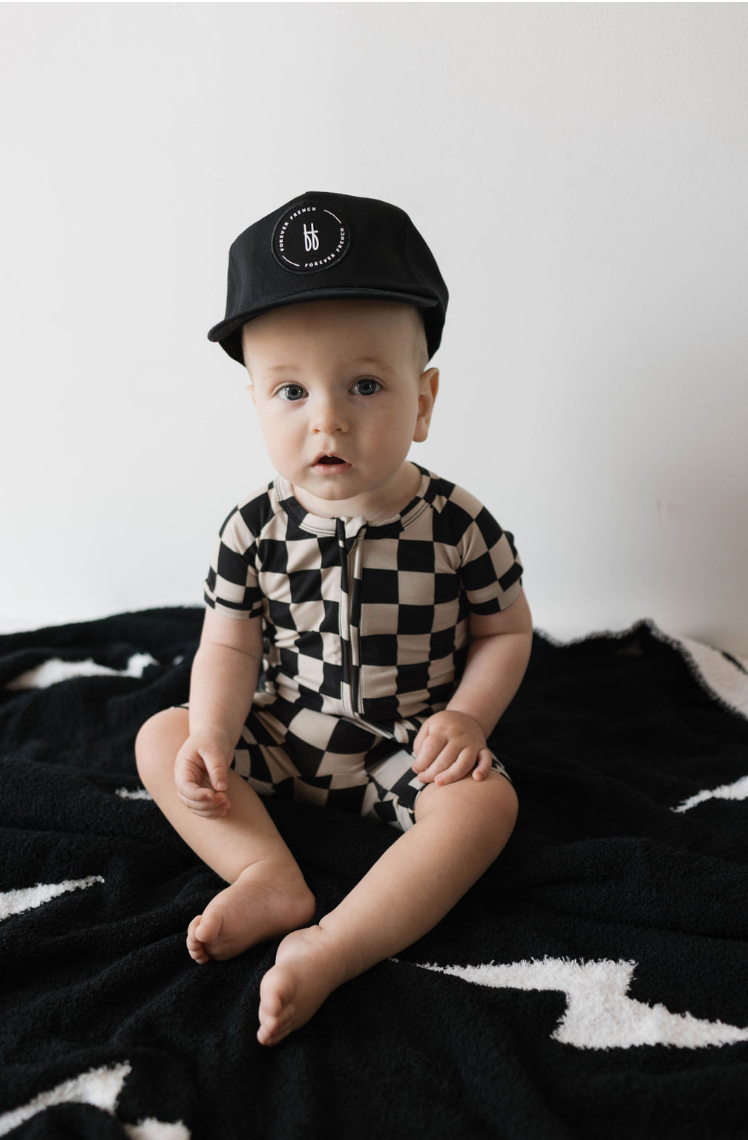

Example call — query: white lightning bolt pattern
[659,630,748,813]
[0,876,105,921]
[673,772,748,813]
[124,1121,191,1139]
[116,787,153,800]
[667,633,748,719]
[0,1062,190,1138]
[5,653,159,690]
[398,956,748,1050]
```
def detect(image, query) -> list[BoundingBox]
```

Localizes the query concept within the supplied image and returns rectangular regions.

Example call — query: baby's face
[242,299,438,516]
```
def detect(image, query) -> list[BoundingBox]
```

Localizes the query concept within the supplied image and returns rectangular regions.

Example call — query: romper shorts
[176,691,513,833]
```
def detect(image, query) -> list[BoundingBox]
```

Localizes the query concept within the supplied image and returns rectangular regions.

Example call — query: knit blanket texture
[1,607,747,1139]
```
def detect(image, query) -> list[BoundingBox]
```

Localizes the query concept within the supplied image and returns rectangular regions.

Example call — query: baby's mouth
[311,453,352,472]
[313,452,349,465]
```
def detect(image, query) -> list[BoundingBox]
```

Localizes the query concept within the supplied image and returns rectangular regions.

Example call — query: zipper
[335,518,364,719]
[333,517,410,744]
[349,535,363,711]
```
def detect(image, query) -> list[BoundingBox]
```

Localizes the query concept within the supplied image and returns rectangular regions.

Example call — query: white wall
[1,3,746,654]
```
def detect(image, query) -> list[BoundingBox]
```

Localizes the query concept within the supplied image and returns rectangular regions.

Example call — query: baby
[135,190,533,1048]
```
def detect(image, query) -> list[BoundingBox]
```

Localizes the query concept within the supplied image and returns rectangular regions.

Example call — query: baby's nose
[311,396,348,433]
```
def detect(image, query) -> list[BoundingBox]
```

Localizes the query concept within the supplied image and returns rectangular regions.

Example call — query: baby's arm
[175,609,263,818]
[412,589,533,785]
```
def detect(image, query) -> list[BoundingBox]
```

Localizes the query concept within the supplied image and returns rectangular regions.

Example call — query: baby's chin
[293,486,364,515]
[290,473,404,523]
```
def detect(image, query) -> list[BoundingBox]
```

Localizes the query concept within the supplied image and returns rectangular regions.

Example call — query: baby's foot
[257,923,362,1047]
[187,862,316,964]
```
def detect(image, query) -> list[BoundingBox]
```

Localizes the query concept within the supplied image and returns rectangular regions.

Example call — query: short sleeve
[203,504,264,620]
[457,503,524,615]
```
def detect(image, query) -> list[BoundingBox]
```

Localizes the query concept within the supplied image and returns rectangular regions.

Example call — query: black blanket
[1,608,747,1139]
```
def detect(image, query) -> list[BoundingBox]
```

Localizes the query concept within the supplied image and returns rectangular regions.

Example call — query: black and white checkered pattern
[197,464,523,829]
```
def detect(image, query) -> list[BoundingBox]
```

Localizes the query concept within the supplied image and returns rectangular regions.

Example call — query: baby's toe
[195,907,223,944]
[258,1002,297,1046]
[187,915,211,963]
[186,914,202,946]
[259,964,298,1019]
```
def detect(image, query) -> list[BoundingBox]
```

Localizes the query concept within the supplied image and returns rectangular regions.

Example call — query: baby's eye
[352,377,382,396]
[277,384,307,402]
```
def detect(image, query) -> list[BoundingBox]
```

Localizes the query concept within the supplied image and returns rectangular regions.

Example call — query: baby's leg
[135,708,316,962]
[256,769,518,1046]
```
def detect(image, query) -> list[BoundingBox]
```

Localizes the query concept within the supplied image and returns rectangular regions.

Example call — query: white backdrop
[1,3,746,654]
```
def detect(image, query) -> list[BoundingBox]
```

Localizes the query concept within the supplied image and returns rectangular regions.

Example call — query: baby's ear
[413,368,439,442]
[245,383,256,405]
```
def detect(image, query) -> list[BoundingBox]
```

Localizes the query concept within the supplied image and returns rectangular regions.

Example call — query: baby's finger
[422,741,463,781]
[412,732,448,772]
[178,782,229,812]
[435,747,477,785]
[472,749,494,780]
[189,801,228,820]
[177,775,214,800]
[413,718,438,754]
[178,791,229,819]
[175,780,205,805]
[176,755,212,792]
[202,750,229,793]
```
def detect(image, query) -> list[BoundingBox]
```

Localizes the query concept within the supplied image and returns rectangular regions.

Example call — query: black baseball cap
[207,190,448,365]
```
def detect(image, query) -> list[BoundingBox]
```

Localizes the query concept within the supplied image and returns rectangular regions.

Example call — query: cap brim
[207,287,439,343]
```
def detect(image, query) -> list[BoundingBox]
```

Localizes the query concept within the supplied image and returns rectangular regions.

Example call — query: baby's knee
[134,707,190,780]
[500,776,519,826]
[469,771,519,846]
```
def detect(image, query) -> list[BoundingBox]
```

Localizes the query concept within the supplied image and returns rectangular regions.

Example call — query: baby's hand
[412,711,493,786]
[174,728,233,819]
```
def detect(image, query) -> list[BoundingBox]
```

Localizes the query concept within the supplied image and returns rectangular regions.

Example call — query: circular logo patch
[272,200,351,274]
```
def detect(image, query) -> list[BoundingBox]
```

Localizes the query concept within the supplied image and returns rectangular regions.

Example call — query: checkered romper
[179,464,524,831]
